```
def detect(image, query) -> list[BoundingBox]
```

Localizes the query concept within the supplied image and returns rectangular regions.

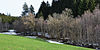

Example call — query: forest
[0,0,100,49]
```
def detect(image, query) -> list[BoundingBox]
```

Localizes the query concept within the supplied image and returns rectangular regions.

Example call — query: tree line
[36,0,100,19]
[13,6,100,49]
[0,14,18,32]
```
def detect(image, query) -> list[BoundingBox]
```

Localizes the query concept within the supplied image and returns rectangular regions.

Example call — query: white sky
[0,0,52,16]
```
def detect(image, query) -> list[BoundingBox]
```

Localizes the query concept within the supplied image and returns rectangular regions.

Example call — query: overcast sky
[0,0,52,16]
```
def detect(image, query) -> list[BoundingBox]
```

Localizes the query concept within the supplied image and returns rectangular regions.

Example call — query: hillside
[0,15,18,23]
[0,34,94,50]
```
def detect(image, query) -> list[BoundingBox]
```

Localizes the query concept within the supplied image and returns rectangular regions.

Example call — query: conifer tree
[36,1,51,20]
[22,2,28,16]
[30,5,35,14]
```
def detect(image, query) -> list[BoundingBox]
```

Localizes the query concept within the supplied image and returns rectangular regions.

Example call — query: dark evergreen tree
[72,0,96,17]
[30,5,35,14]
[45,1,50,19]
[51,0,61,14]
[36,0,97,19]
[51,0,96,17]
[36,1,51,20]
[22,2,28,16]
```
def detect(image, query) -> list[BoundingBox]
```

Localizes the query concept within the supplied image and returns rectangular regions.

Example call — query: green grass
[0,34,95,50]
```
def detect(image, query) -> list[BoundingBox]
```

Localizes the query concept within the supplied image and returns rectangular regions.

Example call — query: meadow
[0,34,95,50]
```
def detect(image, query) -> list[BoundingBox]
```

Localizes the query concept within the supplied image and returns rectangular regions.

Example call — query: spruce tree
[36,1,51,20]
[30,5,35,14]
[22,2,28,16]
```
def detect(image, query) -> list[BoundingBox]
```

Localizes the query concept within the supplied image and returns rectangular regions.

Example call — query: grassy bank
[0,34,95,50]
